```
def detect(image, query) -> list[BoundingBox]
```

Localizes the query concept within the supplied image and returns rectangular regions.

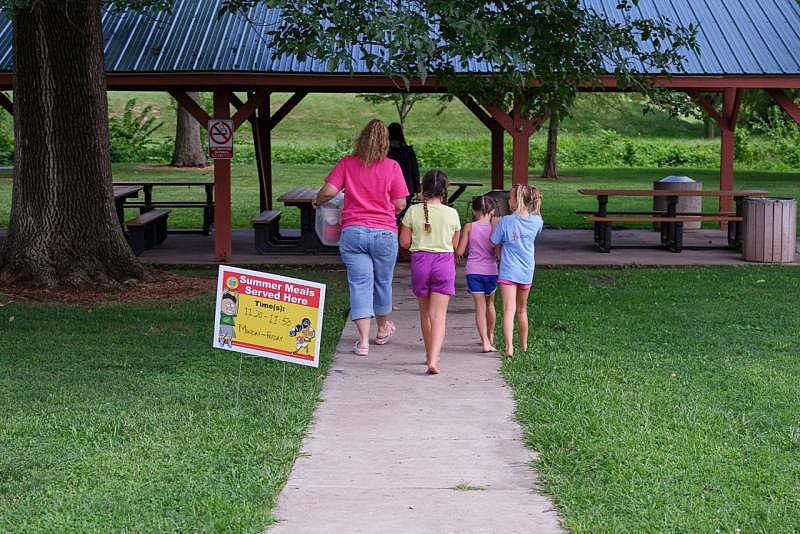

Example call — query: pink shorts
[498,279,532,290]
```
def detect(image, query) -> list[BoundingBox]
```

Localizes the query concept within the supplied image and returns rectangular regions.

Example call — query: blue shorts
[466,274,498,296]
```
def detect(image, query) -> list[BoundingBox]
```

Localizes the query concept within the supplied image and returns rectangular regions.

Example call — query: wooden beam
[458,96,495,129]
[0,71,794,92]
[269,92,307,129]
[0,91,12,115]
[688,91,727,129]
[483,103,514,134]
[93,73,800,92]
[169,90,211,126]
[231,90,269,130]
[229,93,245,109]
[458,96,505,188]
[767,89,800,125]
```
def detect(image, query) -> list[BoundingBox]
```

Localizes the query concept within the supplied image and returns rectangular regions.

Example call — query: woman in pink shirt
[312,120,409,356]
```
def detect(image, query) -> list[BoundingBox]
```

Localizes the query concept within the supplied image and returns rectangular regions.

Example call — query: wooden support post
[459,96,505,189]
[689,89,741,216]
[213,90,232,262]
[485,100,545,186]
[255,97,272,211]
[490,126,504,190]
[719,88,741,213]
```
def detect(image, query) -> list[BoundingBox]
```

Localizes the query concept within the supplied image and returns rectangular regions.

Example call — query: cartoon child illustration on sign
[289,318,316,355]
[218,276,239,348]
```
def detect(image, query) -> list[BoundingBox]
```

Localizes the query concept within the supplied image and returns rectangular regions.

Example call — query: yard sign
[208,119,234,159]
[213,265,326,367]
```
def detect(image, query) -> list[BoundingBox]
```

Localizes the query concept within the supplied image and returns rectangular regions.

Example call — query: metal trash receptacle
[742,198,797,263]
[478,189,510,217]
[653,176,703,230]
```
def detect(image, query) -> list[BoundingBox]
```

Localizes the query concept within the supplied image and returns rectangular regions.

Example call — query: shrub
[109,99,163,162]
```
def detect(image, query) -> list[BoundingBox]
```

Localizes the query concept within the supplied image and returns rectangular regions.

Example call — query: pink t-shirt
[325,155,409,232]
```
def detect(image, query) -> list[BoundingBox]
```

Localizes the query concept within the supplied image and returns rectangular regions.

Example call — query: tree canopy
[221,0,698,119]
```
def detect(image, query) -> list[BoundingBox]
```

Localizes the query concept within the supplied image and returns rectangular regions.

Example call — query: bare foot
[481,343,497,353]
[504,347,513,358]
[426,366,440,374]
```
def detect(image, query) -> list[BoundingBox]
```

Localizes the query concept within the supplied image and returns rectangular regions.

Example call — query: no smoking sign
[208,119,234,159]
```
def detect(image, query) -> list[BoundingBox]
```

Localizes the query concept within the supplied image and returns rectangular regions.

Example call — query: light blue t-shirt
[490,213,544,284]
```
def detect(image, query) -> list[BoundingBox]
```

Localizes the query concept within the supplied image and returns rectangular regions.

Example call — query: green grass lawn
[503,266,800,531]
[0,267,349,532]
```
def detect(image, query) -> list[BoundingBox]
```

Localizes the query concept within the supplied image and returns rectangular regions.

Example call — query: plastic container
[315,192,344,246]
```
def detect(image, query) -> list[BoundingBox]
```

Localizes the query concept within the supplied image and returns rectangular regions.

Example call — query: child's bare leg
[500,284,517,357]
[515,287,531,351]
[426,292,451,373]
[471,293,494,352]
[417,296,432,358]
[486,293,497,347]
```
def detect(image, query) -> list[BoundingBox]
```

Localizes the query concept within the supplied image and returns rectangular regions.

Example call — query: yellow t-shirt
[402,202,461,252]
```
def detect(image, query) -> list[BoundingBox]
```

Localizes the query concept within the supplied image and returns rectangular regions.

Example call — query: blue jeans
[339,225,399,320]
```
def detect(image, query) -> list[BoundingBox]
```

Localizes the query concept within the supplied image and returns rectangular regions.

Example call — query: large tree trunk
[0,0,144,288]
[703,116,715,139]
[542,112,559,178]
[171,92,207,167]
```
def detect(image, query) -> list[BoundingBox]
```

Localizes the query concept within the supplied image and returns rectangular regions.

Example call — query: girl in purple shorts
[399,170,461,374]
[456,195,499,353]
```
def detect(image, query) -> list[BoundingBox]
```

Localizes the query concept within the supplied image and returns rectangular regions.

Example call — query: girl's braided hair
[471,195,496,218]
[421,169,448,233]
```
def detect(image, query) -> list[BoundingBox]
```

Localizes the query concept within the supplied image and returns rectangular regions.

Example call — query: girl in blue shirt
[490,184,543,358]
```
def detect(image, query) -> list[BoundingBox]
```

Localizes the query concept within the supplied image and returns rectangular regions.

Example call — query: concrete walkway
[269,265,564,534]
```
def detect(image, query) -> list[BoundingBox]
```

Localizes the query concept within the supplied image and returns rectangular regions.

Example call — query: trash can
[478,189,510,217]
[653,176,703,230]
[742,198,796,263]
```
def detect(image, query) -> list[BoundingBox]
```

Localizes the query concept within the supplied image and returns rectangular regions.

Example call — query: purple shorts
[411,251,456,297]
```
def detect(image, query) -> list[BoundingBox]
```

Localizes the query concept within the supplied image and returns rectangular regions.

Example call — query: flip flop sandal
[374,321,396,345]
[353,340,369,356]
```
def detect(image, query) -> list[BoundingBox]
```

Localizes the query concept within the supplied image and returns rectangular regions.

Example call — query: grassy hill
[107,91,705,147]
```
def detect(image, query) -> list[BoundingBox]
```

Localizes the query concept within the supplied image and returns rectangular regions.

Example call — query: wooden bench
[252,209,300,252]
[125,209,170,255]
[585,214,743,253]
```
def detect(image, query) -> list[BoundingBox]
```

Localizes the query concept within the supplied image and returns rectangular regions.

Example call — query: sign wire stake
[234,352,244,415]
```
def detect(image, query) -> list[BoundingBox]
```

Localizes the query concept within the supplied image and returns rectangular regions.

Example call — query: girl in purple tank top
[456,196,499,353]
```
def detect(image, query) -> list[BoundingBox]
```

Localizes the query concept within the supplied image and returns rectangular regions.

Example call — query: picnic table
[113,181,215,235]
[113,185,142,227]
[273,187,339,254]
[578,188,770,252]
[447,180,483,204]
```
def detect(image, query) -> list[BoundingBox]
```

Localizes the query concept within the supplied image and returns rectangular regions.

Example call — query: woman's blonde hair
[353,119,389,165]
[511,184,542,216]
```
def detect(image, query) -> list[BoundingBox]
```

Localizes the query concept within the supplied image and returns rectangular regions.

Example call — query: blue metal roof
[0,0,799,75]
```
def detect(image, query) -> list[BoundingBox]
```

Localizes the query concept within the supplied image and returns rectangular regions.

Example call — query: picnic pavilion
[0,0,799,261]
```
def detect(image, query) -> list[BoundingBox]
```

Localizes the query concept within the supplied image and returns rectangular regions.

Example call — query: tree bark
[1,0,144,288]
[542,112,559,178]
[703,116,715,139]
[171,92,207,167]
